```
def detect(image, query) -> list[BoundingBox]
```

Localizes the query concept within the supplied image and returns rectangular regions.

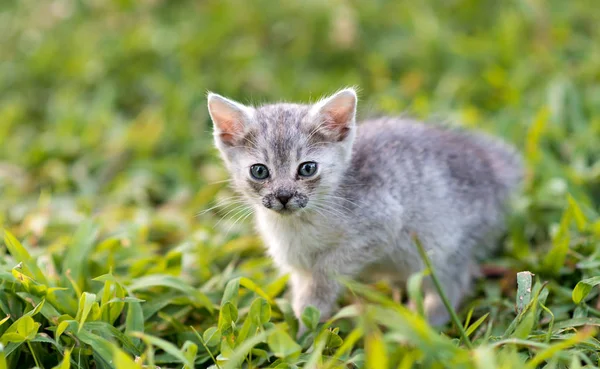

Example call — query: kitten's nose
[276,191,293,206]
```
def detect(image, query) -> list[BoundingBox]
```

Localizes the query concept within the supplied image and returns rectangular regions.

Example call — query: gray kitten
[207,88,523,329]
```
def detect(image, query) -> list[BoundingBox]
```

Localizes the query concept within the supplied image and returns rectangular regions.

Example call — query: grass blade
[412,234,473,349]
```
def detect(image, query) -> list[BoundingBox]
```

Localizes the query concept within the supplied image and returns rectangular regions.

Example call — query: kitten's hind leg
[421,263,475,327]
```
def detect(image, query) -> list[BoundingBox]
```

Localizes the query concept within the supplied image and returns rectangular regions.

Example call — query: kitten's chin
[272,208,297,216]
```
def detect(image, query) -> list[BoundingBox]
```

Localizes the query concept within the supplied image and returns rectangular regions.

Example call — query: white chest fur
[254,209,343,272]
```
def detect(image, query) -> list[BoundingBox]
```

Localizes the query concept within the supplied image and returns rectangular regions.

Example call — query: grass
[1,0,600,368]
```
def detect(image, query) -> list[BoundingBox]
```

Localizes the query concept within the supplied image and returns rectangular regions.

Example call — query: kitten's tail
[473,132,524,195]
[471,132,523,261]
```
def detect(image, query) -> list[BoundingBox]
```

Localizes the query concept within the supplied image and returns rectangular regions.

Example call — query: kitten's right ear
[311,88,357,142]
[207,93,252,146]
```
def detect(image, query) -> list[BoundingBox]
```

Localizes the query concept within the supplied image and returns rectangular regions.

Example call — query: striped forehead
[253,104,311,169]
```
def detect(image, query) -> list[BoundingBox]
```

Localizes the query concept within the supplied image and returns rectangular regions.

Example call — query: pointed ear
[207,93,252,146]
[312,88,357,141]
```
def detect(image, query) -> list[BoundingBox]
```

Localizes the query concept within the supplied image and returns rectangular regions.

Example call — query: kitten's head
[207,89,357,215]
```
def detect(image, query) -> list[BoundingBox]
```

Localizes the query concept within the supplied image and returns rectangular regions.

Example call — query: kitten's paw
[296,322,308,340]
[423,293,451,327]
[407,296,448,326]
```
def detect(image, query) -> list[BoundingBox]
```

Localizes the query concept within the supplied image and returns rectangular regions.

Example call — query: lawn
[1,0,600,368]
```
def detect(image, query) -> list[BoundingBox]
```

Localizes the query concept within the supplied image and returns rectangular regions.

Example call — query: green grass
[1,0,600,368]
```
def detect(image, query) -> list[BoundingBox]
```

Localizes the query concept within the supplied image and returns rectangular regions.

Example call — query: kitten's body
[207,90,523,327]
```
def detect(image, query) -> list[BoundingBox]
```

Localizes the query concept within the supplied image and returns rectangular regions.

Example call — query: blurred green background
[1,0,600,367]
[2,0,599,241]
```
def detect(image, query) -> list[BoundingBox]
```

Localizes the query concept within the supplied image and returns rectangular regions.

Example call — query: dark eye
[298,162,318,177]
[250,164,269,180]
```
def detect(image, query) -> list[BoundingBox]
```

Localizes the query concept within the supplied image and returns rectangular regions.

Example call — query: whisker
[312,197,352,212]
[314,200,353,215]
[309,201,348,219]
[206,178,234,185]
[204,195,244,207]
[213,203,251,228]
[237,210,255,226]
[321,194,366,208]
[196,196,246,216]
[308,206,329,220]
[311,205,346,221]
[308,190,364,213]
[224,209,255,236]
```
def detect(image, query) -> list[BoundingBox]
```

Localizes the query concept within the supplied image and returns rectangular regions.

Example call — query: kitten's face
[207,89,357,215]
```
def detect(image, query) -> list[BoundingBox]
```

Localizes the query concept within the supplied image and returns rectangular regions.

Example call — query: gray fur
[207,89,523,330]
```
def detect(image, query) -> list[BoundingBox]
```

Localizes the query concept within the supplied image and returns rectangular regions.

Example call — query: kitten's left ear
[311,88,357,141]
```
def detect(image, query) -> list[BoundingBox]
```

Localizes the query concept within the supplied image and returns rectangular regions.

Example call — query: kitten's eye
[298,162,318,177]
[250,164,269,180]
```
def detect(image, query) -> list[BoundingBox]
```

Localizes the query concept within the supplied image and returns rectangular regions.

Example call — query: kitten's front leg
[290,270,341,335]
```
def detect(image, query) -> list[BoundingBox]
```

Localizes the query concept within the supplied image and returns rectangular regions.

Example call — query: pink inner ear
[210,101,244,145]
[322,113,350,140]
[321,97,355,140]
[327,105,353,126]
[213,114,238,134]
[215,115,242,144]
[218,131,238,144]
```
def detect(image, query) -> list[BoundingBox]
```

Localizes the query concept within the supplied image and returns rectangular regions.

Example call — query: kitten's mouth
[273,207,297,215]
[269,203,307,215]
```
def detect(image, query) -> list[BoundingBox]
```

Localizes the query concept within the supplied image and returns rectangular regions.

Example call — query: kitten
[207,88,523,329]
